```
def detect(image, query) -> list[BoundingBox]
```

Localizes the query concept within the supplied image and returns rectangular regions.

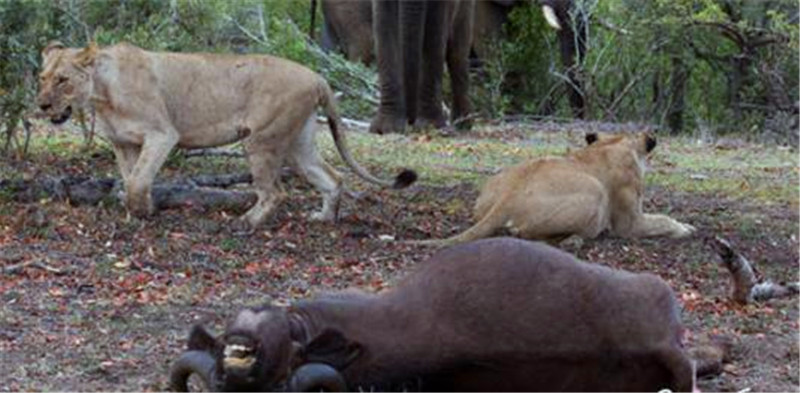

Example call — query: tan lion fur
[416,132,695,246]
[36,41,415,226]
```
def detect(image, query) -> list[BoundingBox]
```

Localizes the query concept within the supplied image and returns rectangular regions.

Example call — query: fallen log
[710,236,799,304]
[0,174,257,212]
[151,184,255,212]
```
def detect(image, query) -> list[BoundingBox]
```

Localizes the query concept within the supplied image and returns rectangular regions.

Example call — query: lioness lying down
[36,42,415,226]
[417,132,695,246]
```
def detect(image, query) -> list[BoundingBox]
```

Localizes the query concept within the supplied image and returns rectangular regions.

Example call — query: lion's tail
[407,202,508,247]
[317,79,417,189]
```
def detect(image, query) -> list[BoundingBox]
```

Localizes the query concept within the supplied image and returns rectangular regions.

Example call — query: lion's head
[585,131,657,157]
[36,41,98,125]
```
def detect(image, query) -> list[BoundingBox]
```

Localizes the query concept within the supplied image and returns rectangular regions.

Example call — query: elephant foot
[369,113,407,134]
[413,114,448,130]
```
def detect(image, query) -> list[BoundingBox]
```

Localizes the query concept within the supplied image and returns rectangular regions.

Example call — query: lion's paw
[126,198,155,218]
[672,222,697,238]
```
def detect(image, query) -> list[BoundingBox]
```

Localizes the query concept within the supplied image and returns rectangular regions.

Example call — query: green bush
[0,0,796,146]
[471,0,798,140]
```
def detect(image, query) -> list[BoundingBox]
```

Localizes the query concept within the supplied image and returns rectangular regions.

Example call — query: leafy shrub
[0,0,796,147]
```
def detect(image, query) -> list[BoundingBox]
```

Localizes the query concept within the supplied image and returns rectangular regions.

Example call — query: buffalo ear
[585,132,598,145]
[188,325,221,352]
[301,328,362,370]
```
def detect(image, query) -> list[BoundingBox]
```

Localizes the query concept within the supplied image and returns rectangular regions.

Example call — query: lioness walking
[36,42,415,226]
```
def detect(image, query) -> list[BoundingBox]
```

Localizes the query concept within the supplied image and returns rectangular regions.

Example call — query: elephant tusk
[541,5,562,30]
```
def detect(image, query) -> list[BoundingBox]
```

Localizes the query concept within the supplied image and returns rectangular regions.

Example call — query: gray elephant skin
[315,0,587,121]
[170,238,695,392]
[369,0,476,134]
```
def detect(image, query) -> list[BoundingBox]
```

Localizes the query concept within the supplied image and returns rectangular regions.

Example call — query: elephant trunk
[169,350,218,392]
[288,363,348,392]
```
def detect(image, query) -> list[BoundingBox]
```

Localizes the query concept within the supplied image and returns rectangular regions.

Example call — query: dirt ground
[0,127,798,392]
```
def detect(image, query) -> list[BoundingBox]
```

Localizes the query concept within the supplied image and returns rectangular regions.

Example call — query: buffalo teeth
[223,356,256,369]
[223,344,256,369]
[224,344,251,357]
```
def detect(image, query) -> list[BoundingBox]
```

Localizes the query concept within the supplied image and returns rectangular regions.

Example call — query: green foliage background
[0,0,797,147]
[495,0,798,140]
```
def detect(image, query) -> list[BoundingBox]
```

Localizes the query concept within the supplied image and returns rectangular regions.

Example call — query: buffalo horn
[288,363,348,392]
[169,350,218,392]
[541,5,562,30]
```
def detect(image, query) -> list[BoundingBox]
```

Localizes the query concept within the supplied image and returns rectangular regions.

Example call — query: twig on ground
[3,260,68,275]
[432,164,500,175]
[710,236,799,304]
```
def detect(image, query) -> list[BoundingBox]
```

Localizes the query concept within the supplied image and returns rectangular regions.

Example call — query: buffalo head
[170,305,358,392]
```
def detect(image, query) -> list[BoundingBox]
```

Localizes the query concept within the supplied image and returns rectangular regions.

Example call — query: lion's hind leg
[515,190,609,241]
[289,115,343,221]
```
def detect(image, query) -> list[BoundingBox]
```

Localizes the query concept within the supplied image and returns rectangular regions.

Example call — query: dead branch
[604,71,647,120]
[187,172,252,188]
[3,260,68,275]
[151,184,256,212]
[593,16,630,35]
[710,236,799,304]
[432,164,499,175]
[751,281,800,302]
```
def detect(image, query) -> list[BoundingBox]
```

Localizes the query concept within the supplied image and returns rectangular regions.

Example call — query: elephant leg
[446,0,475,130]
[415,0,448,129]
[400,0,427,127]
[370,0,407,134]
[319,13,339,54]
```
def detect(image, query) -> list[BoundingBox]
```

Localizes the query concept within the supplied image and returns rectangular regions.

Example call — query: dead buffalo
[170,237,695,392]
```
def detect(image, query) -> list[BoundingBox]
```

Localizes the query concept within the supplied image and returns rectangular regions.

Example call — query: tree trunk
[667,56,689,134]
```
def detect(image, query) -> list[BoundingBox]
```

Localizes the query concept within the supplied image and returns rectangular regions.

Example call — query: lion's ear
[585,133,598,145]
[75,42,99,68]
[42,40,66,58]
